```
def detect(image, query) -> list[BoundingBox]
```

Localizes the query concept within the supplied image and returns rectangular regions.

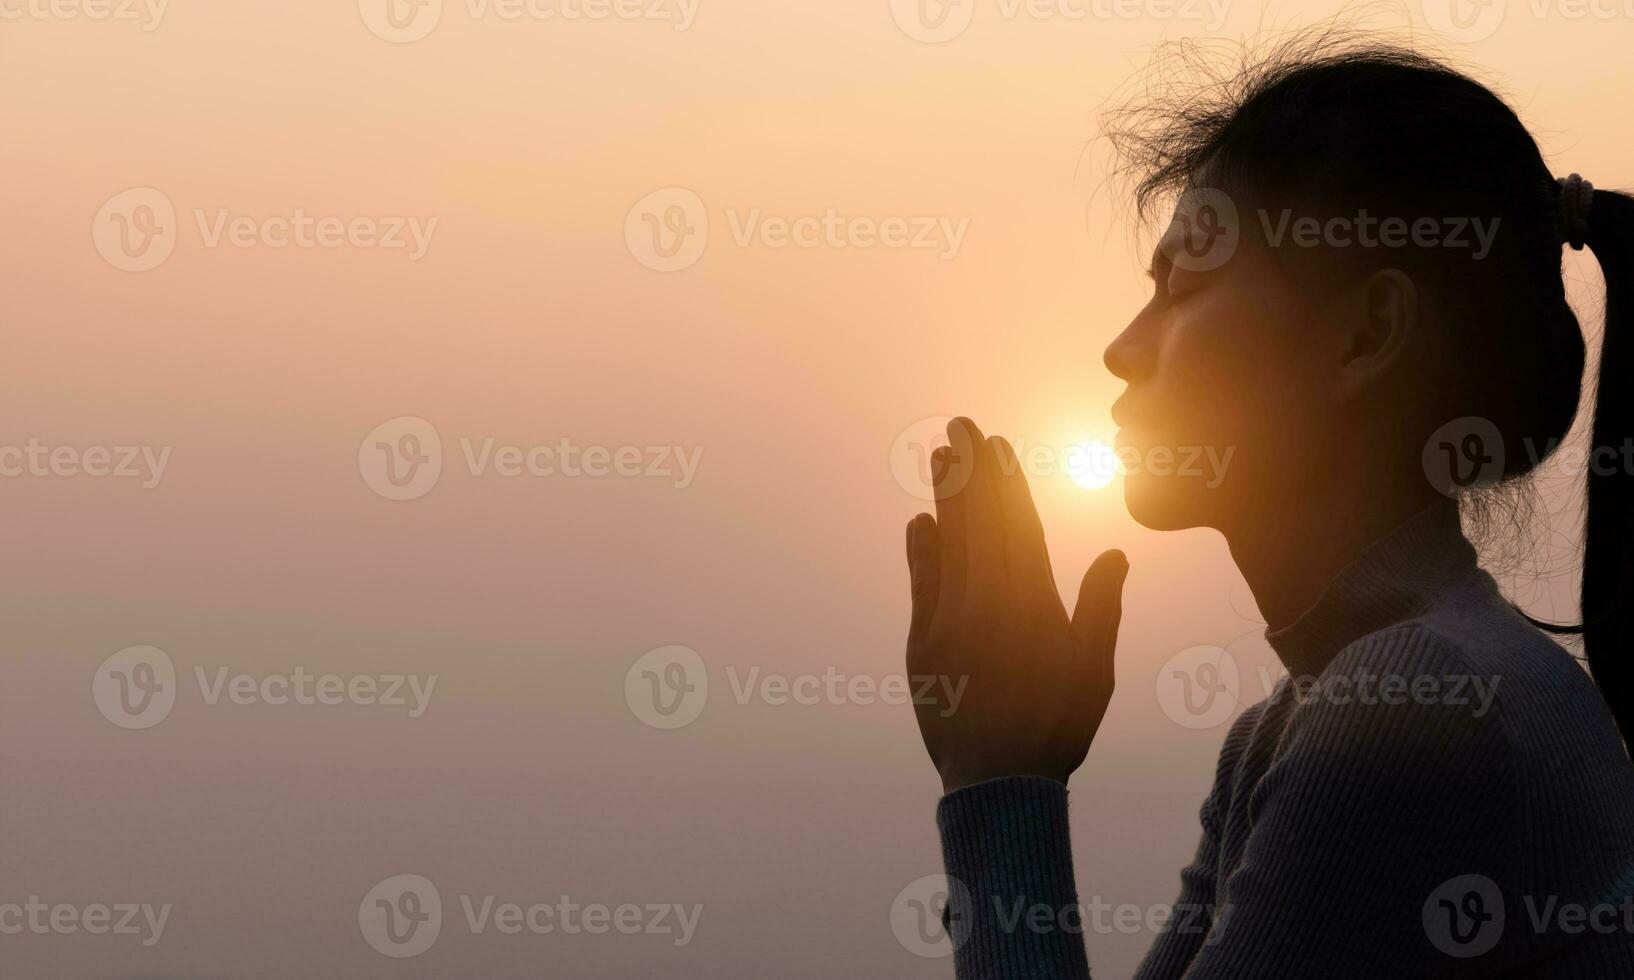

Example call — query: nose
[1103,314,1155,384]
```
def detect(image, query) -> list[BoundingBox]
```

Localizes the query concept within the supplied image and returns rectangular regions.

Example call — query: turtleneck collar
[1263,497,1483,678]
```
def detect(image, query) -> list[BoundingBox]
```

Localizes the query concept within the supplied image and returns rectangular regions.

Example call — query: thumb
[1071,549,1129,676]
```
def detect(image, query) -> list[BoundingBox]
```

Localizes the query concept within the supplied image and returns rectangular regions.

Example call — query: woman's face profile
[1105,190,1337,534]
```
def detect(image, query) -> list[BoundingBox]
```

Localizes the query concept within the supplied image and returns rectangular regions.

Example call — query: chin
[1121,474,1216,531]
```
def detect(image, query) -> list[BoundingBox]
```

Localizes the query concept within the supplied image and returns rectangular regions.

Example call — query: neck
[1224,475,1442,631]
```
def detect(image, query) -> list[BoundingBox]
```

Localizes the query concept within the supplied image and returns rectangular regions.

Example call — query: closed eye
[1147,253,1202,306]
[1146,251,1173,299]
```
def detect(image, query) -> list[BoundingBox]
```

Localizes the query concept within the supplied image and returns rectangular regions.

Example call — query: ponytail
[1579,188,1634,751]
[1531,185,1634,751]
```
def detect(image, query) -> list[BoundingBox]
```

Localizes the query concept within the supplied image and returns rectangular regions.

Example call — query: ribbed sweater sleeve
[937,776,1090,978]
[935,624,1525,979]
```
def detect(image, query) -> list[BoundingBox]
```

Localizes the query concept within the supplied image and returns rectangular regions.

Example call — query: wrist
[941,768,1070,796]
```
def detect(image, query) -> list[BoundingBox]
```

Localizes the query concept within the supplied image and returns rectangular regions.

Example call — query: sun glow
[1065,439,1120,491]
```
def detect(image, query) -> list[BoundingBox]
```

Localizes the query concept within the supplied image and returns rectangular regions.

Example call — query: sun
[1065,439,1120,491]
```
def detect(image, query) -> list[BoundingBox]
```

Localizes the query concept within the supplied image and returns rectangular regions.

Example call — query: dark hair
[1105,31,1634,749]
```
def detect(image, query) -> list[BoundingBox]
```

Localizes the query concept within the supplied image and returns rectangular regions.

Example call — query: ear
[1334,268,1418,401]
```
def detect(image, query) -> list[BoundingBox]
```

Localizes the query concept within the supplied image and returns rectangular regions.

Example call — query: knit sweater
[935,500,1634,978]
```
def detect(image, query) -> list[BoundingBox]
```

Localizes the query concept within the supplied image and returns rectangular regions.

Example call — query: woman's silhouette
[903,36,1634,977]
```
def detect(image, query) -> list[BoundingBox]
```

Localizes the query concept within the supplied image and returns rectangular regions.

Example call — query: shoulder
[1279,622,1519,790]
[1319,620,1507,724]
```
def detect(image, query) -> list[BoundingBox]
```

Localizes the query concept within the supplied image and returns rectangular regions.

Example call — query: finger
[931,446,967,600]
[947,417,1005,573]
[905,513,941,649]
[1071,550,1129,680]
[989,436,1052,587]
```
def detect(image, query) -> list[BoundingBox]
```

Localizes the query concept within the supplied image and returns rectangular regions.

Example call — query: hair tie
[1556,173,1595,250]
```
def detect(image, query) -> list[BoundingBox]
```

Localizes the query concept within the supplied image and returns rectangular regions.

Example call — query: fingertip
[1091,548,1130,578]
[948,416,984,444]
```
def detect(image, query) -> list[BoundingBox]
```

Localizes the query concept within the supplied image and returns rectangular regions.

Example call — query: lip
[1109,398,1130,429]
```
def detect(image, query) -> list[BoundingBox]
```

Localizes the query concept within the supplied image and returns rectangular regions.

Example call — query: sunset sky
[0,1,1626,975]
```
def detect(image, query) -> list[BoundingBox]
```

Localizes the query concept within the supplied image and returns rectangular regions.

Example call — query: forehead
[1150,187,1250,277]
